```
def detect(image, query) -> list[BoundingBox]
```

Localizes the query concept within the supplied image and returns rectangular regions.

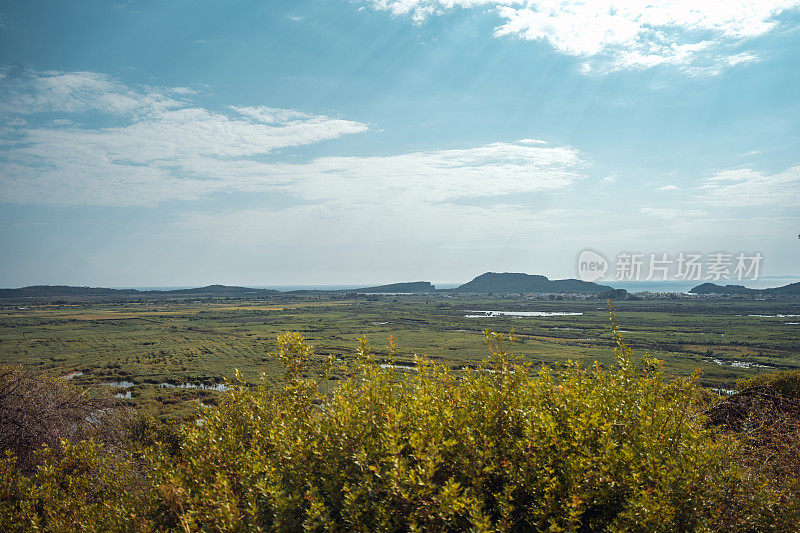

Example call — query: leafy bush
[0,325,797,531]
[0,440,147,532]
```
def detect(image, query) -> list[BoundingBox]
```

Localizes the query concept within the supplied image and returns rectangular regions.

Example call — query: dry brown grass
[0,365,111,472]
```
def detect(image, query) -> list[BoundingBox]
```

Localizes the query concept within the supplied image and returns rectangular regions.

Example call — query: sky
[0,0,799,287]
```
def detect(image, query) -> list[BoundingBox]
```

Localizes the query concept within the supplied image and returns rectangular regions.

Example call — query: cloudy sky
[0,0,799,287]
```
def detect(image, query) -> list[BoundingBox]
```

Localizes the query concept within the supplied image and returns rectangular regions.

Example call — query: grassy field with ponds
[1,295,798,419]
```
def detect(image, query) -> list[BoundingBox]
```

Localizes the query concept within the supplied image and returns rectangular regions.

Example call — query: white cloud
[12,107,366,166]
[658,184,679,191]
[699,165,800,207]
[639,207,709,219]
[0,70,185,116]
[0,70,584,206]
[229,105,317,124]
[363,0,800,73]
[0,71,368,205]
[182,142,585,206]
[1,137,581,207]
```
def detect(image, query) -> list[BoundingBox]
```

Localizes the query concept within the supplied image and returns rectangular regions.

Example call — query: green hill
[453,272,612,294]
[690,281,800,296]
[690,283,755,295]
[352,281,435,293]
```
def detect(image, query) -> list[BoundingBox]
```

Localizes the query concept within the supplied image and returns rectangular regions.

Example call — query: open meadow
[2,295,798,419]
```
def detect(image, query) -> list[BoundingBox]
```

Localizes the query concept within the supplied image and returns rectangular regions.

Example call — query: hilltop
[451,272,613,294]
[691,281,800,297]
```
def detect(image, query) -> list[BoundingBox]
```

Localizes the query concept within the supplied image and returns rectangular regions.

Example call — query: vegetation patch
[1,321,798,531]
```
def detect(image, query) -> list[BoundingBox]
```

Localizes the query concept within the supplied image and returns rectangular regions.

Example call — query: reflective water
[465,310,583,318]
[104,381,135,388]
[159,382,229,391]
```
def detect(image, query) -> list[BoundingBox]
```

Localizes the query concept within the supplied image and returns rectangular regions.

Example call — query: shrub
[737,369,800,400]
[0,365,105,473]
[0,325,797,531]
[138,329,794,531]
[0,439,148,532]
[708,386,800,498]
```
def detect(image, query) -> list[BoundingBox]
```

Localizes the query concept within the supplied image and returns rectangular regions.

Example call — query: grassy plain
[1,295,798,418]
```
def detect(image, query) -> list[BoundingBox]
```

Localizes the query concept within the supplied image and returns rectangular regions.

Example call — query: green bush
[0,327,797,531]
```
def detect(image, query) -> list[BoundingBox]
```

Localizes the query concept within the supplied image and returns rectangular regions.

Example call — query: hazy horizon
[5,276,800,292]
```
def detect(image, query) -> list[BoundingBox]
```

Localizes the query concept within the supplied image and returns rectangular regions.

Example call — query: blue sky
[0,0,799,287]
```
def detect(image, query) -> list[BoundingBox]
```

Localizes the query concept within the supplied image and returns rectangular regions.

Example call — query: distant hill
[766,281,800,296]
[157,285,279,297]
[0,285,279,300]
[452,272,612,294]
[0,286,136,299]
[351,281,435,293]
[690,283,754,295]
[690,281,800,296]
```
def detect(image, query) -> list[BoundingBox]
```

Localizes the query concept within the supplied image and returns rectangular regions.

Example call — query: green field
[2,295,798,418]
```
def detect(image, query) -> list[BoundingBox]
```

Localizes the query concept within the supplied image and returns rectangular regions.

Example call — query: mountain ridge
[5,276,799,300]
[0,285,280,300]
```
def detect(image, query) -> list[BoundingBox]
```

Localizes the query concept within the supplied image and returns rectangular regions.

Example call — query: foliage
[0,364,106,473]
[0,325,798,531]
[737,368,800,399]
[0,440,148,532]
[708,387,800,495]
